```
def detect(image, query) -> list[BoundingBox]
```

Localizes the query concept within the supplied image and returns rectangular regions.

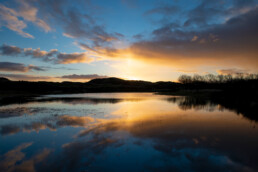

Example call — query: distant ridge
[0,77,179,94]
[0,77,10,82]
[88,77,153,85]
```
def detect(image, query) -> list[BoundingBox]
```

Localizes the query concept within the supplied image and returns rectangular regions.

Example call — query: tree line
[178,73,258,84]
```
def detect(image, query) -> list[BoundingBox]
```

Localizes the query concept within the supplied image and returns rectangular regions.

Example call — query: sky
[0,0,257,82]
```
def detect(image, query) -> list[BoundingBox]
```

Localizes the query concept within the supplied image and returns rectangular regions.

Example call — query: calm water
[0,93,257,172]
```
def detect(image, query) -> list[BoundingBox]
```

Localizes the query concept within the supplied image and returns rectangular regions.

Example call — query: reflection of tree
[168,96,258,122]
[167,97,219,112]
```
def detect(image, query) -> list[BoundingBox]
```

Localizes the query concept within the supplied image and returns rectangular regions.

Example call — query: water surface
[0,93,257,172]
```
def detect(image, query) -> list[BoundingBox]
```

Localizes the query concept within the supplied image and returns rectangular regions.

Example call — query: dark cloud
[61,74,108,80]
[0,73,111,81]
[0,62,45,72]
[24,48,58,59]
[183,0,224,28]
[0,44,21,55]
[0,73,53,81]
[0,0,120,50]
[57,52,93,64]
[124,7,258,69]
[36,0,120,48]
[0,44,93,64]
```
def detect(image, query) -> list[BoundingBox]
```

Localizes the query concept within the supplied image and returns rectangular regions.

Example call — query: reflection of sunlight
[96,98,253,132]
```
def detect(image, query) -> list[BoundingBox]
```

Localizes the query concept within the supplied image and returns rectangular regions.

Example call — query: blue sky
[0,0,258,81]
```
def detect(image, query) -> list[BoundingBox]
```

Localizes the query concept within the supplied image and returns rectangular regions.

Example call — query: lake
[0,93,257,172]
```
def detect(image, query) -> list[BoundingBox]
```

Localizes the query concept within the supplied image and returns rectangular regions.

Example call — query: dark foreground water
[0,93,257,172]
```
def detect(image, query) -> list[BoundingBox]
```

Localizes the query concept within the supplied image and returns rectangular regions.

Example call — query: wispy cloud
[0,73,109,82]
[0,62,45,72]
[0,73,53,81]
[217,68,249,75]
[60,74,108,80]
[0,44,93,64]
[0,0,51,38]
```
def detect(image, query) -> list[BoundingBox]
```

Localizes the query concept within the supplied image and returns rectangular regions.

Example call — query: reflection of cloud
[43,137,121,171]
[10,148,51,172]
[58,98,123,105]
[0,97,135,106]
[0,114,95,135]
[0,142,51,172]
[73,100,258,171]
[0,107,36,118]
[0,94,258,171]
[0,125,20,135]
[57,115,94,127]
[0,142,33,170]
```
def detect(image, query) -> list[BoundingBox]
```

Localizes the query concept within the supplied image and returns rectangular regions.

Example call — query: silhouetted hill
[0,77,181,94]
[0,77,10,82]
[0,75,257,96]
[88,77,127,84]
[86,77,180,92]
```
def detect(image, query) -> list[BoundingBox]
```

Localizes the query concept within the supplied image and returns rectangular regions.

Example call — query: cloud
[99,6,258,70]
[0,44,93,64]
[0,4,33,38]
[36,0,121,48]
[0,62,45,72]
[66,3,257,74]
[0,1,51,38]
[1,0,258,74]
[0,44,22,55]
[60,74,108,80]
[0,73,109,82]
[16,0,51,32]
[57,52,93,64]
[24,48,58,59]
[0,73,53,81]
[217,68,249,75]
